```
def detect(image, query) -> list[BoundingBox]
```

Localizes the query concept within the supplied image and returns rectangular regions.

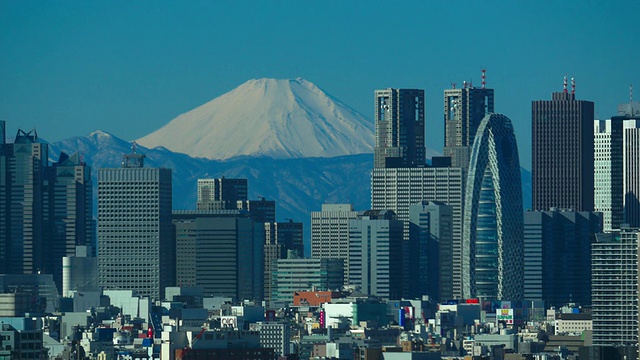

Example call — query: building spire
[563,76,568,93]
[571,77,575,95]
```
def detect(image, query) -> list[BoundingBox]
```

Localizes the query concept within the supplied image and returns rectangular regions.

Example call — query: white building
[594,119,624,231]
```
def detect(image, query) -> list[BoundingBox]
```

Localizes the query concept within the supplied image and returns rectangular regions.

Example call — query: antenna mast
[481,69,486,89]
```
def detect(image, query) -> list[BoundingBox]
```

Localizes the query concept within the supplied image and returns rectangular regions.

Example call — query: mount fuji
[136,78,375,159]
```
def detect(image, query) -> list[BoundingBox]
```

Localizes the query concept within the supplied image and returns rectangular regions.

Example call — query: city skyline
[2,2,640,169]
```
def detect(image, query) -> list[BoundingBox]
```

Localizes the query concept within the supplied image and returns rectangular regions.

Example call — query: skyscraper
[0,126,48,276]
[409,201,453,301]
[264,220,303,307]
[197,178,248,210]
[594,119,624,231]
[98,147,174,300]
[172,210,264,301]
[311,204,358,283]
[621,111,640,227]
[532,80,595,211]
[443,75,494,171]
[371,167,464,298]
[348,210,403,299]
[462,113,523,300]
[524,210,601,307]
[46,151,94,292]
[373,88,425,168]
[591,228,639,346]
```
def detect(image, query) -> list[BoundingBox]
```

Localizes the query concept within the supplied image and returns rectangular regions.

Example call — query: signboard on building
[497,308,514,324]
[221,316,238,329]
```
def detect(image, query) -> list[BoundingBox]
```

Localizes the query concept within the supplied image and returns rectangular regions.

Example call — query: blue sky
[1,1,638,169]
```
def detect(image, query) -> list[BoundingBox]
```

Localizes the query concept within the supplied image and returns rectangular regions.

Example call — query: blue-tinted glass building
[463,113,523,300]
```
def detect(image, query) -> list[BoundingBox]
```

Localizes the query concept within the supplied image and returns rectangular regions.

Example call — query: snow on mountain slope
[136,78,375,159]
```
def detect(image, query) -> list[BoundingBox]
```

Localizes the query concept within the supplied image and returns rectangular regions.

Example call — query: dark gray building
[46,152,94,293]
[173,210,264,301]
[197,177,248,210]
[98,148,174,300]
[408,201,453,301]
[374,88,425,168]
[0,125,48,276]
[532,83,595,212]
[443,78,494,171]
[523,209,601,307]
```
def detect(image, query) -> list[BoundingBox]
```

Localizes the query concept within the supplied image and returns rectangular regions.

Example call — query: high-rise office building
[591,228,639,346]
[98,148,174,300]
[348,210,403,299]
[172,210,264,301]
[0,126,48,276]
[311,204,358,283]
[371,167,464,298]
[443,76,494,171]
[462,113,523,300]
[197,178,248,210]
[237,198,276,223]
[524,210,601,307]
[0,123,94,293]
[373,88,425,168]
[408,201,453,301]
[532,81,595,211]
[264,220,303,307]
[46,151,94,292]
[594,119,624,231]
[622,112,640,227]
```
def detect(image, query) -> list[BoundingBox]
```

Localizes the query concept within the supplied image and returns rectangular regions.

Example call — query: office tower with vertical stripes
[443,72,494,171]
[374,88,425,168]
[532,78,595,212]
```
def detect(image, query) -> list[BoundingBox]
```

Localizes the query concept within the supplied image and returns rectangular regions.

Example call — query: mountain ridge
[136,78,376,160]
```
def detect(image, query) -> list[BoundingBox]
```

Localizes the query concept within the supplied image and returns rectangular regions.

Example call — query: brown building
[532,83,595,212]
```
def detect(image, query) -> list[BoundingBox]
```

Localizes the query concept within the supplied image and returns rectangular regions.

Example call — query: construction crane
[176,327,207,360]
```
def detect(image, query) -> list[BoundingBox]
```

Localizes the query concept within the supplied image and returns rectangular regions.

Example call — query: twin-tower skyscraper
[371,77,524,300]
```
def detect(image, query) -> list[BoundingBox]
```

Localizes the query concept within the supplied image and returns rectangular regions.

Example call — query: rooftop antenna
[571,77,575,94]
[631,84,633,103]
[481,69,486,89]
[463,80,467,89]
[563,76,568,93]
[451,82,457,89]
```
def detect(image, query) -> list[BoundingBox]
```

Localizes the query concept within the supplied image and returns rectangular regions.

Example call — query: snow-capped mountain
[136,78,375,159]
